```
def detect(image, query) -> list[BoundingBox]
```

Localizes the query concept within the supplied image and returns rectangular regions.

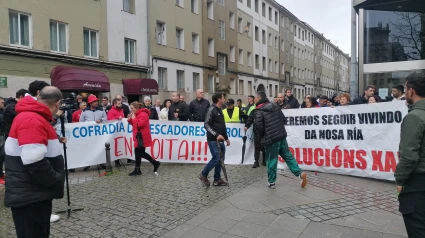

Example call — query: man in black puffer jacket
[254,91,307,189]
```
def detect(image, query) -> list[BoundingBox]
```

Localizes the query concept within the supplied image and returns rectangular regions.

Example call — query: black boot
[252,161,259,168]
[129,167,141,176]
[153,161,161,173]
[261,159,266,166]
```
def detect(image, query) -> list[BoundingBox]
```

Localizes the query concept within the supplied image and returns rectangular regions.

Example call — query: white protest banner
[279,101,408,181]
[60,120,256,169]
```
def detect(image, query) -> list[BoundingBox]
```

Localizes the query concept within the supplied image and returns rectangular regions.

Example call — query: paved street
[1,163,407,238]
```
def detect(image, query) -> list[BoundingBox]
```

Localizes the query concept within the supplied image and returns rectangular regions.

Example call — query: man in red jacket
[72,101,86,123]
[4,86,66,238]
[107,99,124,120]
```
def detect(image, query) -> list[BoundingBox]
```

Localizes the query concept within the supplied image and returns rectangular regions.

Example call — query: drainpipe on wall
[146,0,151,79]
[350,0,359,100]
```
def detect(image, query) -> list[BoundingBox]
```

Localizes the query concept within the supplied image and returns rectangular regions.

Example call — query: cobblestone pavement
[270,170,399,222]
[0,164,267,238]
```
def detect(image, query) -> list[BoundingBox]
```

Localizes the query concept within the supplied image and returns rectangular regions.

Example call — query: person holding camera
[127,101,160,176]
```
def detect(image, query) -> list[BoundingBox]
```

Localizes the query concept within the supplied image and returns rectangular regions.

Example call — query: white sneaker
[50,214,60,223]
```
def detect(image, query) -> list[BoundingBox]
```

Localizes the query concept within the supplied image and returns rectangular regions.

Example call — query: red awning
[122,78,159,95]
[50,66,110,92]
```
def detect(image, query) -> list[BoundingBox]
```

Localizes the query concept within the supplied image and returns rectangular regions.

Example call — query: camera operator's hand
[59,137,67,144]
[95,120,101,124]
[56,109,64,117]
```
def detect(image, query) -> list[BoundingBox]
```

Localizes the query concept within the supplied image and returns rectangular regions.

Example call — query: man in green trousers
[254,91,307,189]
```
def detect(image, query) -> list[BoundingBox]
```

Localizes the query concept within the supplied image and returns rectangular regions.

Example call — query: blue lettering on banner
[226,128,243,138]
[72,122,129,138]
[149,124,207,137]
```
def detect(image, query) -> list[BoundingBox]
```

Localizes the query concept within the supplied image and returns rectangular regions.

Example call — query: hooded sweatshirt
[4,96,65,208]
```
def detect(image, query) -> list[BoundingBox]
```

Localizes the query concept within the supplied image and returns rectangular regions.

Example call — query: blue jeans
[202,141,226,181]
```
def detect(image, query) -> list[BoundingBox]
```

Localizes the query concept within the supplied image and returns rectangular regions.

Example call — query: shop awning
[50,66,110,92]
[122,78,159,95]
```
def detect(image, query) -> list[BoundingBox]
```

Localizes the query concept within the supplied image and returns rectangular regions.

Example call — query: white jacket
[159,108,169,120]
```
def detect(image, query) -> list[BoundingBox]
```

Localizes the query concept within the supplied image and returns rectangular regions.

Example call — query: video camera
[60,94,77,111]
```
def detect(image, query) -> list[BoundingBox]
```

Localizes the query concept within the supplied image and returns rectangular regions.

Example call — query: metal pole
[105,142,113,173]
[350,0,359,100]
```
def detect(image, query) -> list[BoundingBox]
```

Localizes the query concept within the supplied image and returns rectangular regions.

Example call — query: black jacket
[148,106,159,120]
[189,98,211,122]
[205,104,228,141]
[168,101,190,121]
[284,96,300,109]
[254,103,288,146]
[352,95,368,105]
[245,99,269,132]
[1,98,18,138]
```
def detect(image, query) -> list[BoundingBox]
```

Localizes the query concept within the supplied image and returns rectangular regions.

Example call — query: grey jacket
[80,108,107,122]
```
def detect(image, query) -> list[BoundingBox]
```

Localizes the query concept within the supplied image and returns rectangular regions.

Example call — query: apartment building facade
[0,0,149,99]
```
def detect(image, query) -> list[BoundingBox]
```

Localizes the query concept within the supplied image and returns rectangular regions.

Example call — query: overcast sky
[277,0,352,55]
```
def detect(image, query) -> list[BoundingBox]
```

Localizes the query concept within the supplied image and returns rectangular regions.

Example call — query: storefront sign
[83,82,102,88]
[0,76,7,88]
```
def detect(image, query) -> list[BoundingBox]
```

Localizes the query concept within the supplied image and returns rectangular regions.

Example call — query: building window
[281,39,284,51]
[281,16,285,27]
[247,52,252,67]
[269,59,272,72]
[262,3,266,17]
[219,0,224,5]
[248,81,253,95]
[239,49,244,65]
[246,22,252,37]
[218,54,226,75]
[176,0,184,8]
[124,38,136,64]
[208,38,214,57]
[255,54,259,69]
[191,0,198,14]
[262,30,266,44]
[275,61,278,74]
[177,70,185,90]
[247,0,251,8]
[238,80,244,95]
[176,28,184,50]
[230,78,236,94]
[9,11,31,47]
[83,29,98,57]
[208,75,215,93]
[255,0,259,13]
[275,36,278,49]
[286,52,289,63]
[269,7,272,21]
[229,12,235,30]
[268,33,272,46]
[281,63,285,75]
[255,26,259,41]
[123,0,135,14]
[269,84,273,96]
[50,21,67,53]
[263,57,266,71]
[275,11,278,25]
[193,73,200,91]
[207,1,214,20]
[156,22,166,45]
[192,33,199,54]
[219,20,225,40]
[229,46,235,62]
[158,67,167,89]
[238,17,243,33]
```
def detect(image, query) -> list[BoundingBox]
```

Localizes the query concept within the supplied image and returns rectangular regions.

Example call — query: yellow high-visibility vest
[247,104,256,116]
[223,107,240,123]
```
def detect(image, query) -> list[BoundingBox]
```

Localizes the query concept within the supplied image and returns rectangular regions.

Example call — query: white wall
[151,59,203,92]
[106,0,148,67]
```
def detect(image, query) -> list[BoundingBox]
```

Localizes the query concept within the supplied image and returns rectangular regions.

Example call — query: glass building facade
[355,0,425,97]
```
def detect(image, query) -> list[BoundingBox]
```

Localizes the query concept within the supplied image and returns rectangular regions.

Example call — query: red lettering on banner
[331,146,343,168]
[384,151,396,172]
[114,136,124,157]
[166,139,178,160]
[372,151,384,171]
[344,150,355,168]
[314,148,324,166]
[204,142,209,161]
[355,150,367,170]
[151,139,161,159]
[191,141,195,161]
[124,137,133,157]
[325,149,331,167]
[197,141,202,161]
[178,140,189,160]
[303,148,313,165]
